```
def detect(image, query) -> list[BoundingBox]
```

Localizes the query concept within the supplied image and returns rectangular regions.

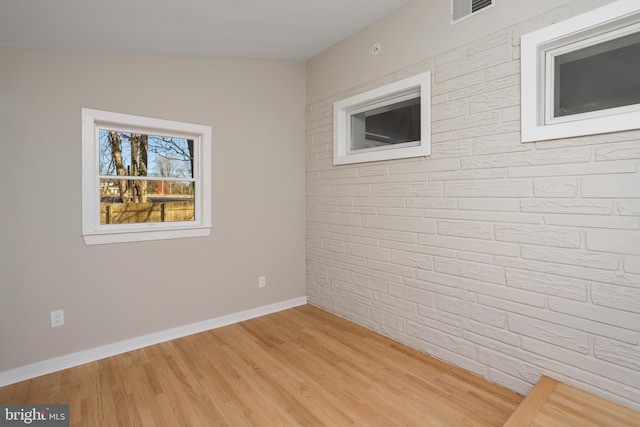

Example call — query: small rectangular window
[350,97,421,151]
[552,29,640,119]
[333,72,431,165]
[521,0,640,142]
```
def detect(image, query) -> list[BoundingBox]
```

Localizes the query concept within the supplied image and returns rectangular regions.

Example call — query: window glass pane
[554,31,640,117]
[350,97,421,151]
[100,178,195,225]
[99,130,194,178]
[99,130,132,176]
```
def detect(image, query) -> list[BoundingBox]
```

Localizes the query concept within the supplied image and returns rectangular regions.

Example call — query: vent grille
[452,0,493,23]
[472,0,492,13]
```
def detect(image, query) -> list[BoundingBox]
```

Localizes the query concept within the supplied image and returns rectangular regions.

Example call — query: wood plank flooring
[0,305,523,426]
[504,375,640,427]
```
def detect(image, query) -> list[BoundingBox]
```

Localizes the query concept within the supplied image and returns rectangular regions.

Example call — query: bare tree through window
[98,130,195,224]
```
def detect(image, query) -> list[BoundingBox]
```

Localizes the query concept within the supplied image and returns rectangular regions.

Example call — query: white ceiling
[0,0,411,61]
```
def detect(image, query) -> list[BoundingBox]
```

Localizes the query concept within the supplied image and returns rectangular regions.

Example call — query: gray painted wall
[0,49,306,372]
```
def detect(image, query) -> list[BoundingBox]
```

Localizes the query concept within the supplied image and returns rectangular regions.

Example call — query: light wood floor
[504,375,640,427]
[0,305,523,426]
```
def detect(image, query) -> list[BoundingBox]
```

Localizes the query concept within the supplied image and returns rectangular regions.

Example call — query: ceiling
[0,0,412,61]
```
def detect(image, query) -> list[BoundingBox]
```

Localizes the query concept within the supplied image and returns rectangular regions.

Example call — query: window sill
[82,226,212,245]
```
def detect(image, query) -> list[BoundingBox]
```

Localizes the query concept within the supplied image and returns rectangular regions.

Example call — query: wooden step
[503,375,640,427]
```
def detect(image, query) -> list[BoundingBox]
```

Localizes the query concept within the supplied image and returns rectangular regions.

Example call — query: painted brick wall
[306,2,640,412]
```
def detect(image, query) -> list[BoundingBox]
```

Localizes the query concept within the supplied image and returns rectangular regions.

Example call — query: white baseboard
[0,296,307,387]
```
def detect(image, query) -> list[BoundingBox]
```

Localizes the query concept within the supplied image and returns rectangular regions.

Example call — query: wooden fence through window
[100,201,195,224]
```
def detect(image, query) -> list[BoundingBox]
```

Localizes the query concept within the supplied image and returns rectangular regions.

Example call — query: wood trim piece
[504,374,640,426]
[503,375,559,427]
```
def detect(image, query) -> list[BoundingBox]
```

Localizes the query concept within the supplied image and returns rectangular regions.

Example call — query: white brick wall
[306,1,640,412]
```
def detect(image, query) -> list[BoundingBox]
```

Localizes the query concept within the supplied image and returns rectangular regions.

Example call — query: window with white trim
[82,108,212,245]
[521,0,640,142]
[333,72,431,165]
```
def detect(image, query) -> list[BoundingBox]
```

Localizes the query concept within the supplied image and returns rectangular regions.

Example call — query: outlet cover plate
[50,310,64,328]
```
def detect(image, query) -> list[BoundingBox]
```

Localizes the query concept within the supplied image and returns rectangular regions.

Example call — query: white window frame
[81,108,212,245]
[521,0,640,142]
[333,71,431,165]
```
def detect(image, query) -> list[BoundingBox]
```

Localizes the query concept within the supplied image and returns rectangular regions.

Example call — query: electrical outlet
[50,310,64,328]
[258,276,266,288]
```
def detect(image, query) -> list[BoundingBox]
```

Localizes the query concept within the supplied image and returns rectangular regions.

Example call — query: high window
[521,0,640,142]
[333,72,431,165]
[82,109,212,245]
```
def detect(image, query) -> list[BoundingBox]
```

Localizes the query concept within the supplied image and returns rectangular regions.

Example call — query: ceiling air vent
[451,0,494,24]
